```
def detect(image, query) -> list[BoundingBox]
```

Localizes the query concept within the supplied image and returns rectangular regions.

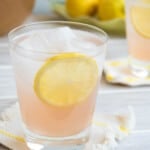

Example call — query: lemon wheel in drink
[131,4,150,38]
[34,53,98,107]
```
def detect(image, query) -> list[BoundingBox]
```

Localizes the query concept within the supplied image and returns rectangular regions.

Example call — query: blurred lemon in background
[97,0,125,20]
[66,0,125,21]
[66,0,99,17]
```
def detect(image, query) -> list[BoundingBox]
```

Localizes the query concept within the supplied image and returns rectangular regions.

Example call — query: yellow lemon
[131,4,150,38]
[66,0,99,18]
[97,0,125,20]
[34,53,98,107]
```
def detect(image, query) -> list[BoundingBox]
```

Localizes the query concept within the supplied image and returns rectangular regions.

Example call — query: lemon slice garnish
[131,5,150,38]
[34,53,98,107]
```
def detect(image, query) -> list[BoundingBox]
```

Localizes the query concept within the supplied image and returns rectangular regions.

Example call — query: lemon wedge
[131,5,150,38]
[34,53,98,107]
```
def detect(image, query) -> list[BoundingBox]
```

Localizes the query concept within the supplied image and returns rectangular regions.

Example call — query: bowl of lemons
[50,0,126,36]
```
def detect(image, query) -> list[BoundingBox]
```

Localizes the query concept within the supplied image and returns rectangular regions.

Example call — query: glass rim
[8,21,108,54]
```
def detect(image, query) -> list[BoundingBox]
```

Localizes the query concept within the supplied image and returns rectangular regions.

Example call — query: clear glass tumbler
[125,0,150,77]
[9,21,108,150]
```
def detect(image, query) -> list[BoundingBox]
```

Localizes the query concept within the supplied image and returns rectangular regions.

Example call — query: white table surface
[0,15,150,150]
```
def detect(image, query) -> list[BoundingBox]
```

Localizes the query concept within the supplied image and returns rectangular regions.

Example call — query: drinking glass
[9,21,108,150]
[125,0,150,77]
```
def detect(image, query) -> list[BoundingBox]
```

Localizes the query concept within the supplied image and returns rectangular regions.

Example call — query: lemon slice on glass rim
[34,53,98,107]
[131,4,150,38]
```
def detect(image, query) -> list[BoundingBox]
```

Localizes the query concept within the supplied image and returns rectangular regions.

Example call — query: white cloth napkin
[0,103,135,150]
[104,58,150,86]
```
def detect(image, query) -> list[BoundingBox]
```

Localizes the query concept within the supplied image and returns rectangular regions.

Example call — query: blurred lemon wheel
[34,53,98,107]
[131,5,150,38]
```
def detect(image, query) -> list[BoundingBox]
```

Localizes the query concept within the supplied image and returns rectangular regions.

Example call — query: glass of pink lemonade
[125,0,150,77]
[9,21,108,150]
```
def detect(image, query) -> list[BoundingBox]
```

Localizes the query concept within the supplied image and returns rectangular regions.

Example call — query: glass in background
[125,0,150,77]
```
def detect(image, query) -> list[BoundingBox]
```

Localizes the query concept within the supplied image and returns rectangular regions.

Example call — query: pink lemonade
[126,21,150,61]
[11,27,106,138]
[16,78,98,137]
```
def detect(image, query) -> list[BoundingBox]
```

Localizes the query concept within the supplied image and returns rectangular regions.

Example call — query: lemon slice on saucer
[34,53,98,107]
[131,5,150,38]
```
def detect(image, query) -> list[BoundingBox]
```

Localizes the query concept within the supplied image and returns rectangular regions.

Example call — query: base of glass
[24,126,90,150]
[129,57,150,78]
